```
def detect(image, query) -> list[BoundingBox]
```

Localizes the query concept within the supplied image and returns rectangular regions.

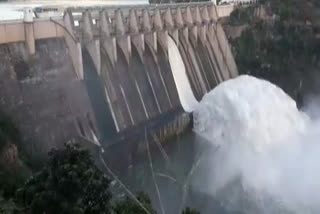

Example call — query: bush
[16,143,112,214]
[1,142,202,214]
[229,0,320,100]
[182,207,201,214]
[113,192,156,214]
[229,6,257,26]
[0,196,17,214]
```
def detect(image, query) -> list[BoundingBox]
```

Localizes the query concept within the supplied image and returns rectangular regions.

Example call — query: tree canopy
[228,0,320,102]
[113,192,156,214]
[16,143,112,214]
[0,142,202,214]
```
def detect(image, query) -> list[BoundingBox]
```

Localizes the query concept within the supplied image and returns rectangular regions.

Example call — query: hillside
[223,0,320,108]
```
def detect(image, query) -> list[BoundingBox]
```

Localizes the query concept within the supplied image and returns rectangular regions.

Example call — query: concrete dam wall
[0,2,238,159]
[0,39,98,157]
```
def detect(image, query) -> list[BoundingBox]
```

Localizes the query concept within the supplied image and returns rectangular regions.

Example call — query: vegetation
[181,207,201,214]
[310,0,320,8]
[15,143,111,214]
[113,192,156,214]
[0,141,201,214]
[227,0,320,104]
[0,107,201,213]
[228,6,257,26]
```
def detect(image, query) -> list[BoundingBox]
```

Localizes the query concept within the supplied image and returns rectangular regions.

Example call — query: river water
[110,131,236,214]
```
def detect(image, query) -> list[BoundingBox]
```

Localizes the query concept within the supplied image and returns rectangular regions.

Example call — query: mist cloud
[193,75,320,214]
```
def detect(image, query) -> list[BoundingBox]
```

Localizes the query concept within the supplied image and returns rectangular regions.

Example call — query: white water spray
[193,75,320,213]
[168,36,199,112]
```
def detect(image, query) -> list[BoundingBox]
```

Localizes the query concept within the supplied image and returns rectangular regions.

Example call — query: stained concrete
[0,39,98,159]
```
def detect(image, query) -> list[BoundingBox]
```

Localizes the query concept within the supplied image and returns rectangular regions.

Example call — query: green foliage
[113,193,200,214]
[182,207,201,214]
[0,134,202,214]
[229,0,320,99]
[229,6,257,26]
[0,111,201,214]
[113,192,156,214]
[310,0,320,8]
[16,143,112,214]
[270,0,301,21]
[0,164,30,201]
[0,141,203,214]
[0,195,18,214]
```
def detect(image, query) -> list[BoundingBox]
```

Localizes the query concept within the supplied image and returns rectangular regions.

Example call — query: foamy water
[193,75,320,213]
[194,75,308,152]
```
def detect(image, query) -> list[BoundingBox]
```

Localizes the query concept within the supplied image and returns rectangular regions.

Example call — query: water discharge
[168,36,199,112]
[193,75,320,214]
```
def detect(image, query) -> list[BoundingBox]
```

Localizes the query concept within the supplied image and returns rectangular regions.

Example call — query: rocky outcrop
[0,144,19,168]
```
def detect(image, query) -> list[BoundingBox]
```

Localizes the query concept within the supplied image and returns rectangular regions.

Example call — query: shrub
[16,143,112,214]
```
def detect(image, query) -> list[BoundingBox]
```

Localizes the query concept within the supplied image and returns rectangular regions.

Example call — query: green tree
[113,192,156,214]
[229,6,256,26]
[113,192,200,214]
[182,207,200,214]
[229,0,320,101]
[0,195,18,214]
[16,143,112,214]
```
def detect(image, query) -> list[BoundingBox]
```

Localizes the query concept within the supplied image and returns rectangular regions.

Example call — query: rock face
[0,39,98,159]
[0,144,18,167]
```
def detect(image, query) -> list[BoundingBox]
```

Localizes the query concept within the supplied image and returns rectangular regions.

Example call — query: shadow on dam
[144,43,171,112]
[82,45,148,141]
[131,43,159,119]
[83,48,117,140]
[82,42,185,147]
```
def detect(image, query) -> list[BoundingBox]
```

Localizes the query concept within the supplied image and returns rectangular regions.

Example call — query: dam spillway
[0,2,238,161]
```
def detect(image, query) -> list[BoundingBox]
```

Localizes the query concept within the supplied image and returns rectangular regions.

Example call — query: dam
[3,1,320,214]
[0,2,238,163]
